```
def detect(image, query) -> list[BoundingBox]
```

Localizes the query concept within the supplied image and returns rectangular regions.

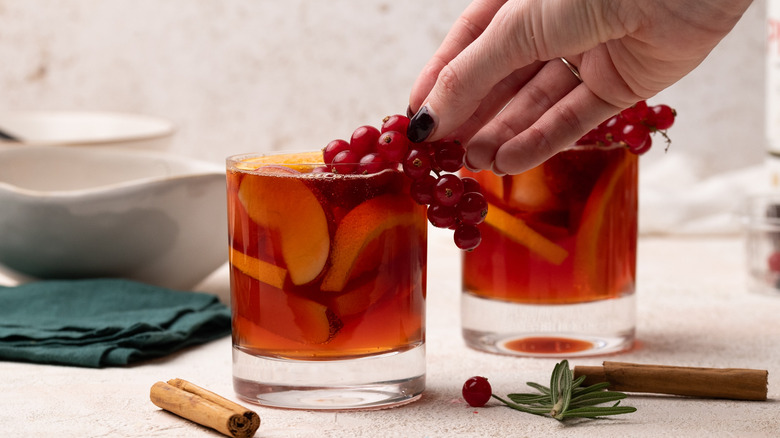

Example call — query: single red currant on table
[462,376,492,407]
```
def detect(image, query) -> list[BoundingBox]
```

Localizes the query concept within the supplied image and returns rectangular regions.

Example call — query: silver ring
[560,57,582,82]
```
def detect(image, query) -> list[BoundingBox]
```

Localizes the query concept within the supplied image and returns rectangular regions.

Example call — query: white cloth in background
[639,154,768,235]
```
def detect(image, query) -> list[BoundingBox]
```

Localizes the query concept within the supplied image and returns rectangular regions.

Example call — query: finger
[491,85,621,175]
[464,58,582,171]
[448,60,545,143]
[409,0,623,143]
[408,0,509,113]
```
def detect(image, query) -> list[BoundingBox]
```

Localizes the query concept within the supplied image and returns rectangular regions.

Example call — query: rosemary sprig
[492,360,636,421]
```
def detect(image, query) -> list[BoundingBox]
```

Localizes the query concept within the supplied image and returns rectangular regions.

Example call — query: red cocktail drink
[227,152,427,409]
[461,145,637,356]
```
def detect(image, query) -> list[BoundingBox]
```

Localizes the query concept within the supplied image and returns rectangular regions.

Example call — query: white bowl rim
[0,110,175,146]
[0,145,224,198]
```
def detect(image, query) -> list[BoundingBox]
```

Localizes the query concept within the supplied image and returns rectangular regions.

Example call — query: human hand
[407,0,753,174]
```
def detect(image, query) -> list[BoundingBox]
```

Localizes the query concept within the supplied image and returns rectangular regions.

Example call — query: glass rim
[226,151,403,176]
[560,143,628,152]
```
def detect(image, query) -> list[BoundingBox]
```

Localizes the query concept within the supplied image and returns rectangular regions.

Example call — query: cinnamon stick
[150,379,260,438]
[573,361,768,401]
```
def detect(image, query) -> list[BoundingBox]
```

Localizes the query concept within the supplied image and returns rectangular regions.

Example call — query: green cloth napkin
[0,278,231,368]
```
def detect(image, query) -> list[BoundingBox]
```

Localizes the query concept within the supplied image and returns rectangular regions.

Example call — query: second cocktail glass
[461,145,637,357]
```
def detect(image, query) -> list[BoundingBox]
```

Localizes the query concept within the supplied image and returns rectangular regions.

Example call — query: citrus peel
[573,153,637,291]
[229,246,287,289]
[235,151,324,173]
[238,169,330,285]
[321,194,424,292]
[484,203,568,265]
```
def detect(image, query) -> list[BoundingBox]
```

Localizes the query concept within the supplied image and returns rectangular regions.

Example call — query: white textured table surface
[2,230,779,437]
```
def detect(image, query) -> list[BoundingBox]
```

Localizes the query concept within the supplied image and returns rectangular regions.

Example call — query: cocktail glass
[461,145,637,356]
[226,152,427,410]
[745,194,780,295]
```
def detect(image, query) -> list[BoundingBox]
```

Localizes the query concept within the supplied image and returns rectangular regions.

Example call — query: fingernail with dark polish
[406,105,436,143]
[406,105,414,118]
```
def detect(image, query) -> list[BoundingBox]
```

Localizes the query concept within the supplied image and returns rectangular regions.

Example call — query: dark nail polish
[406,106,435,143]
[406,105,414,118]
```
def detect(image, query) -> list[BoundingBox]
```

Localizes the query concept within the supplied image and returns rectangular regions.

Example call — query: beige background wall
[0,0,768,180]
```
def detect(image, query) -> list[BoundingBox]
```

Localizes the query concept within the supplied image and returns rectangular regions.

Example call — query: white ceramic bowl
[0,110,175,151]
[0,146,227,290]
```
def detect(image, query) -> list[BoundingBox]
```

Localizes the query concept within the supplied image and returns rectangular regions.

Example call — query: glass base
[461,293,635,357]
[232,344,425,410]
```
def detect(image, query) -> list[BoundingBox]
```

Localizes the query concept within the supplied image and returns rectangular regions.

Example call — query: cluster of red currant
[403,137,488,251]
[321,114,488,251]
[576,100,676,154]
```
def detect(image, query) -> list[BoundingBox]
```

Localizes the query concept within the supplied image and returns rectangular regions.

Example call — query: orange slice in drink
[236,151,324,172]
[230,266,341,345]
[229,246,287,289]
[238,162,330,285]
[329,273,393,318]
[484,203,569,265]
[321,194,425,292]
[505,165,564,212]
[329,256,415,317]
[572,152,637,294]
[258,289,340,344]
[464,166,562,211]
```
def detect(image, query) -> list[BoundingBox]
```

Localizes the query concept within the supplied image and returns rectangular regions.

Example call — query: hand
[407,0,753,174]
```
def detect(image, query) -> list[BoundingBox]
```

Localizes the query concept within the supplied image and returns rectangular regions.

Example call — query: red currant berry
[433,139,466,172]
[376,131,410,163]
[358,152,388,174]
[462,376,492,407]
[622,123,650,150]
[603,115,626,144]
[381,114,411,134]
[461,177,481,194]
[576,129,599,146]
[427,204,457,228]
[769,251,780,272]
[457,192,488,225]
[648,104,676,130]
[628,134,652,155]
[620,101,649,124]
[454,224,482,251]
[330,150,360,174]
[410,174,436,205]
[350,125,381,156]
[428,146,443,173]
[311,165,330,174]
[323,139,350,164]
[591,124,610,146]
[433,174,465,207]
[403,147,433,180]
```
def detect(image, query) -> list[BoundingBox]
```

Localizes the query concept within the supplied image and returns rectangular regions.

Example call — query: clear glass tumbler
[227,152,427,410]
[461,145,637,357]
[744,194,780,296]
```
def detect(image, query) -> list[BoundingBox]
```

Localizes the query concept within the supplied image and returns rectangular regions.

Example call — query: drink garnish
[577,100,676,154]
[321,115,488,251]
[465,360,637,421]
[317,101,675,251]
[482,202,569,264]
